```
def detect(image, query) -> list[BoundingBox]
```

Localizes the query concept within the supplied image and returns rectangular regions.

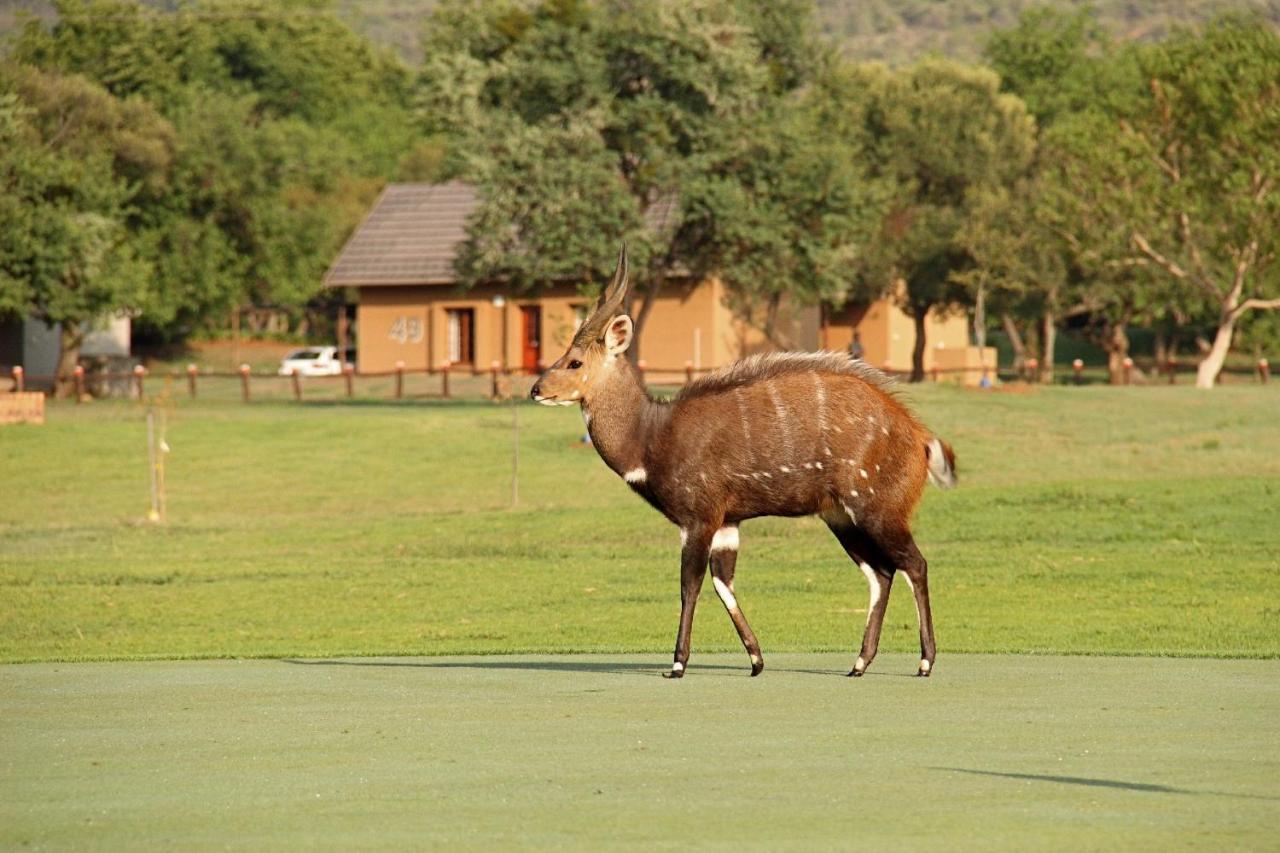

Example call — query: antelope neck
[582,357,664,477]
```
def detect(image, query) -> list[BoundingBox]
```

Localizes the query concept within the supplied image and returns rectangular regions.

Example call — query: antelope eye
[567,360,583,370]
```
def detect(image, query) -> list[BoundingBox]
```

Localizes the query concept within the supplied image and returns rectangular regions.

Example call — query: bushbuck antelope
[530,246,956,678]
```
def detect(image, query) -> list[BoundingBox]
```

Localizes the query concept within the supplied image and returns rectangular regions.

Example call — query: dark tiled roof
[325,182,478,286]
[325,181,679,288]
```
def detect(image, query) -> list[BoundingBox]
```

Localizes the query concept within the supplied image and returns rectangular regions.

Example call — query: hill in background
[4,0,1279,66]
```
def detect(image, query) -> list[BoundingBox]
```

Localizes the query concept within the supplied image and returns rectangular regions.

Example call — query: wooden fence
[4,355,1271,403]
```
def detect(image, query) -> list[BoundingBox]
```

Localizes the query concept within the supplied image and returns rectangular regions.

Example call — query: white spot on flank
[710,527,739,552]
[712,576,738,610]
[815,462,824,470]
[780,466,792,473]
[882,426,890,436]
[859,469,869,479]
[624,468,647,484]
[869,487,875,495]
[700,472,708,483]
[803,462,814,469]
[850,489,859,498]
[875,464,881,472]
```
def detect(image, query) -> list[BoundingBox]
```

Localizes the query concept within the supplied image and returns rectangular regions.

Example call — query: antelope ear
[604,315,633,356]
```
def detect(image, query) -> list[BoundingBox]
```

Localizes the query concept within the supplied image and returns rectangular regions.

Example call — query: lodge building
[325,182,993,383]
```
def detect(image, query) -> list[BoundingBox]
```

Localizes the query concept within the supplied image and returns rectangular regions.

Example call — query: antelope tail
[925,437,957,490]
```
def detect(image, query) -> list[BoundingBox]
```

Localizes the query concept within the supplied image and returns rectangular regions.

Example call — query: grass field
[3,384,1279,847]
[2,384,1278,662]
[3,653,1278,848]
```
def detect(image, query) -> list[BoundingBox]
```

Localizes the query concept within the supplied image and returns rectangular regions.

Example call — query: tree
[12,0,421,341]
[0,64,171,393]
[1036,16,1280,387]
[835,59,1036,381]
[421,0,834,362]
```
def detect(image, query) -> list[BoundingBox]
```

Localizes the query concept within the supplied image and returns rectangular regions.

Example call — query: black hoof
[663,668,685,679]
[847,669,864,678]
[750,661,764,677]
[916,669,932,678]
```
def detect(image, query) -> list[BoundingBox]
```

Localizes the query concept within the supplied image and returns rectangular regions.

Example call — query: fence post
[1122,356,1133,386]
[74,365,85,402]
[239,363,251,403]
[133,364,147,400]
[343,363,354,398]
[11,365,22,393]
[1259,358,1270,384]
[290,368,302,402]
[441,361,451,399]
[1072,358,1084,385]
[637,359,647,389]
[685,360,694,385]
[187,363,199,398]
[1026,358,1038,382]
[394,360,404,400]
[490,360,501,398]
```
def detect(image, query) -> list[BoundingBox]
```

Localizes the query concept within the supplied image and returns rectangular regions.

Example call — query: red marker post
[1026,357,1039,382]
[1122,356,1134,386]
[187,363,199,399]
[1072,358,1084,385]
[1259,358,1270,385]
[133,364,147,400]
[11,365,23,393]
[394,360,405,400]
[73,364,86,402]
[239,364,251,403]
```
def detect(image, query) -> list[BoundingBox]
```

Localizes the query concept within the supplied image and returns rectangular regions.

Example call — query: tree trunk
[1001,312,1026,377]
[55,322,82,399]
[628,275,663,365]
[1195,315,1236,389]
[1039,309,1056,384]
[909,305,930,383]
[1104,322,1129,385]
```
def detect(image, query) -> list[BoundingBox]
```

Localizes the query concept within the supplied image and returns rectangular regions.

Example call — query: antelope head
[530,245,634,407]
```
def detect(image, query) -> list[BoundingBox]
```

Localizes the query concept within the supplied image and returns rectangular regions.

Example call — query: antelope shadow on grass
[279,658,896,678]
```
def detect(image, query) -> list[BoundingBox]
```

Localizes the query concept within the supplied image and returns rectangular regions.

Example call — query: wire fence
[3,355,1271,404]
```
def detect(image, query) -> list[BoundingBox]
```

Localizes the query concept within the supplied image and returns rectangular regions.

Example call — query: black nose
[530,383,541,400]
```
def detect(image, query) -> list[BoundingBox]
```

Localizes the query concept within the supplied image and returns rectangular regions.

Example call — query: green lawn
[2,653,1277,849]
[2,384,1277,663]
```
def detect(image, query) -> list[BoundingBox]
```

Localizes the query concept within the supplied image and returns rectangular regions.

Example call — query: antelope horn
[573,243,630,346]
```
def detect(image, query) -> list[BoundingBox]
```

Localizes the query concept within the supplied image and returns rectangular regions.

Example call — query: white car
[278,346,351,377]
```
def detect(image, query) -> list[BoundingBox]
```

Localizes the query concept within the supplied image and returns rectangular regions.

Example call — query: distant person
[848,331,865,362]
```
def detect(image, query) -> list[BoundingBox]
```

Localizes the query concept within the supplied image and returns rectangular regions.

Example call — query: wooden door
[520,306,541,372]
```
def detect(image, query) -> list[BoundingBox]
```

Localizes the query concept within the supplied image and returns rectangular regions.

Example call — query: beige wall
[353,278,977,379]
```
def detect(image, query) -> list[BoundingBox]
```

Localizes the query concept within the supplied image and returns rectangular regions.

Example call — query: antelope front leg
[851,563,893,677]
[666,526,712,679]
[708,526,764,676]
